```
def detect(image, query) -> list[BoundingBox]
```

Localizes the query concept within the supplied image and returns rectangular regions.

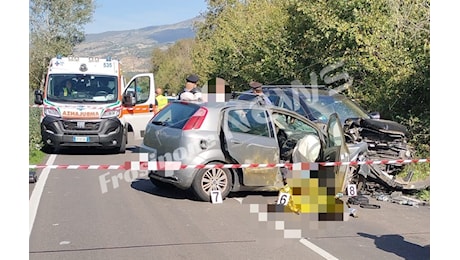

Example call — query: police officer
[249,81,272,105]
[178,74,202,101]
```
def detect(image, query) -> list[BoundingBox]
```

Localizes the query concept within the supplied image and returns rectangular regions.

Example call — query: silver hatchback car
[140,100,352,202]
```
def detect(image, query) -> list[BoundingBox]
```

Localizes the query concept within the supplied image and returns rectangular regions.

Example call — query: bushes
[29,91,46,164]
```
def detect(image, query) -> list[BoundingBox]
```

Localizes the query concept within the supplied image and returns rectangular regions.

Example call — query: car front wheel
[192,167,232,202]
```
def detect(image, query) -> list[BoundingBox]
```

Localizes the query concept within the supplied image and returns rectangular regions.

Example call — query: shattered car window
[304,94,369,124]
[272,113,317,135]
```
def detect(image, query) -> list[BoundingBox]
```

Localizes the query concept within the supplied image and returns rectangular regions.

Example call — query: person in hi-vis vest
[60,80,76,97]
[155,87,168,112]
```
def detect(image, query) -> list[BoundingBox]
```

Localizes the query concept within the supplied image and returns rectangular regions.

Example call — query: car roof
[182,99,319,120]
[260,84,328,89]
[166,99,328,137]
[235,85,344,97]
[261,85,342,95]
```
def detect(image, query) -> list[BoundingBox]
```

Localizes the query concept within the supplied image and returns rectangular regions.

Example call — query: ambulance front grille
[62,121,100,131]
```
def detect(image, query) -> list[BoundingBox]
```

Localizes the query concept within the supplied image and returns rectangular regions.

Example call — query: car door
[121,73,156,139]
[321,113,351,194]
[222,107,280,186]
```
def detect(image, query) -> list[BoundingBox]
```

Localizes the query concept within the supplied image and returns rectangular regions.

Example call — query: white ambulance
[34,55,157,153]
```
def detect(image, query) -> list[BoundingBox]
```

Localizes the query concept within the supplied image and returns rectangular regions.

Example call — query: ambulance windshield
[46,74,118,103]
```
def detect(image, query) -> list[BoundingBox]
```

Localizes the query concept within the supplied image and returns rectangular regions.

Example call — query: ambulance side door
[122,73,156,139]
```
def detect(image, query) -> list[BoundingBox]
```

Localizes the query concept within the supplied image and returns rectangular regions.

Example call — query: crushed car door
[222,108,280,186]
[321,113,351,194]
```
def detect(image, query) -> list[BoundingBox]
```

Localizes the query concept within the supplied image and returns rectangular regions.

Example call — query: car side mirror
[123,91,136,106]
[368,112,380,119]
[34,89,43,105]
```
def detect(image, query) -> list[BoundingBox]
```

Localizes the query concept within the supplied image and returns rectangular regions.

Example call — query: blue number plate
[73,136,89,142]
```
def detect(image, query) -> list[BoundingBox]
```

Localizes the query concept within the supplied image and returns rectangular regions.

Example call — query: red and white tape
[29,158,429,170]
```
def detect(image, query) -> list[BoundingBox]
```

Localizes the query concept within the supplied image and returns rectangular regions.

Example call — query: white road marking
[299,238,339,260]
[233,197,243,204]
[29,154,56,237]
[235,195,339,259]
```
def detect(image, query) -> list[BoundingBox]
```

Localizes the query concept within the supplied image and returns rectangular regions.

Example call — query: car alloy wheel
[192,167,232,202]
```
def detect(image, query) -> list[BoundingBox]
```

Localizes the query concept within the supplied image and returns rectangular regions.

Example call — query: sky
[85,0,209,34]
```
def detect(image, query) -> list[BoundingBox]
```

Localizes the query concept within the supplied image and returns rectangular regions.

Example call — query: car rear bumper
[148,168,195,190]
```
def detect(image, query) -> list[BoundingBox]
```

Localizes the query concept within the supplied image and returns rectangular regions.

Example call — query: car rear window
[150,102,200,129]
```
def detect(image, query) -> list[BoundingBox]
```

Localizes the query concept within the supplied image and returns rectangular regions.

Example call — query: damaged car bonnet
[236,85,425,192]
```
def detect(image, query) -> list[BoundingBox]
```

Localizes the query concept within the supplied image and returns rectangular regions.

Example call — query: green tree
[284,0,429,153]
[29,0,95,164]
[194,0,291,89]
[29,0,95,90]
[192,0,429,154]
[151,38,197,95]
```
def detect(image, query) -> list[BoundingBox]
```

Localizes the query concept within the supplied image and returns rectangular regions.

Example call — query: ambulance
[34,55,157,153]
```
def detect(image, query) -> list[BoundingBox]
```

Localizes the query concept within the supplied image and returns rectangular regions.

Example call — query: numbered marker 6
[277,192,290,205]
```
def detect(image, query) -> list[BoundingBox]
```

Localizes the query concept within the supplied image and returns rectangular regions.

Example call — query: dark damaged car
[236,85,427,192]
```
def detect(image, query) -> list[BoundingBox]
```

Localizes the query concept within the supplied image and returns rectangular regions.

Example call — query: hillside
[73,17,203,73]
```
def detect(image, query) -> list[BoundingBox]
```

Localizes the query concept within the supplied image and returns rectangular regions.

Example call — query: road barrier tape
[29,158,429,170]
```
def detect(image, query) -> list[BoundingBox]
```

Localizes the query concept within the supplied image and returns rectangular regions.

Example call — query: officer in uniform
[178,74,202,101]
[249,81,272,105]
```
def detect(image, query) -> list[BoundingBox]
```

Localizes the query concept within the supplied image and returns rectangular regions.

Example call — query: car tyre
[118,129,127,153]
[192,167,232,202]
[43,143,60,154]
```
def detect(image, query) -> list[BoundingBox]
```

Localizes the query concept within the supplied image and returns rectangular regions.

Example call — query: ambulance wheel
[118,132,127,153]
[43,143,60,154]
[42,144,52,153]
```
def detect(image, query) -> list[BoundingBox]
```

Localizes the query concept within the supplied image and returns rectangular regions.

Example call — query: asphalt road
[29,138,430,260]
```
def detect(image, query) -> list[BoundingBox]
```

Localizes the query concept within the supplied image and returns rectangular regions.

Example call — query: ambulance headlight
[44,106,61,118]
[101,108,120,118]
